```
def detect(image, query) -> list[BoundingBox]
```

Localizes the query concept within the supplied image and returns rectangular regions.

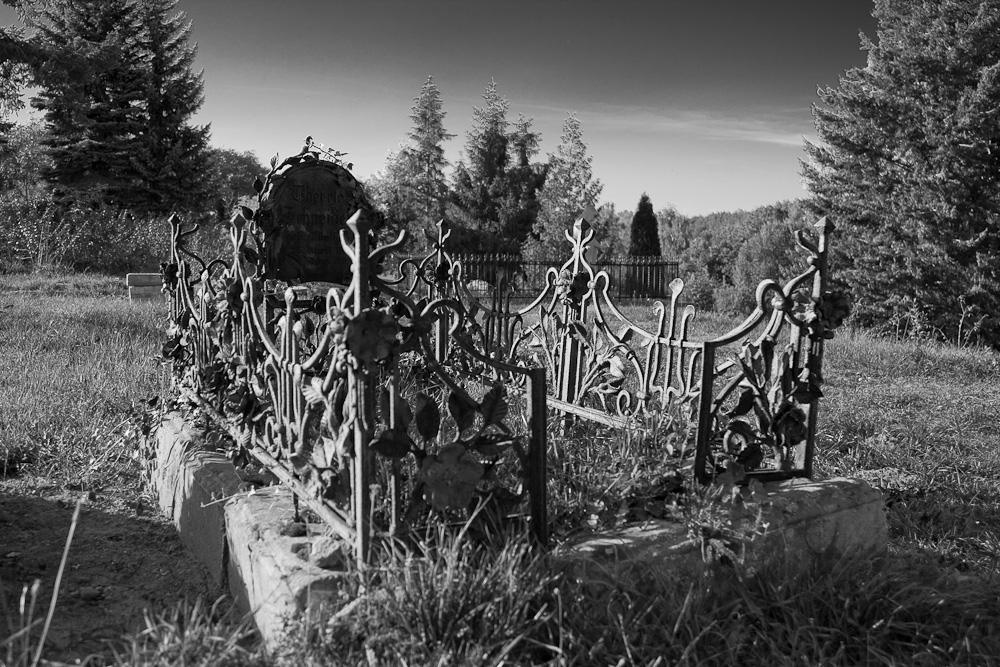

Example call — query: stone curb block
[755,476,887,564]
[153,412,889,647]
[225,488,346,648]
[152,414,347,649]
[153,414,246,587]
[554,477,887,578]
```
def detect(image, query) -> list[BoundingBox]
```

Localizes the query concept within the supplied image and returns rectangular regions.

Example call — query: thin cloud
[578,103,813,149]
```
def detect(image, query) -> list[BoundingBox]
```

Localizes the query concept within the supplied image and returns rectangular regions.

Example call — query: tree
[0,119,51,202]
[449,79,513,251]
[401,75,453,222]
[802,0,1000,345]
[30,0,146,206]
[130,0,211,213]
[463,78,509,184]
[509,113,540,168]
[528,114,603,258]
[204,147,265,223]
[27,0,210,213]
[366,77,454,251]
[627,193,661,256]
[366,145,427,250]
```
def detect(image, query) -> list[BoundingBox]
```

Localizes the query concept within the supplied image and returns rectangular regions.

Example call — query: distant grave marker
[257,156,380,283]
[126,272,163,301]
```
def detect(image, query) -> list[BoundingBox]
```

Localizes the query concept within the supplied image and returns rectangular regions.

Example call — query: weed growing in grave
[111,598,264,667]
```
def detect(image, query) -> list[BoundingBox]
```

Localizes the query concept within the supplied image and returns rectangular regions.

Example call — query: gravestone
[256,155,380,283]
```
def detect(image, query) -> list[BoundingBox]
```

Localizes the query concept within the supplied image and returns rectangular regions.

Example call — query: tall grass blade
[30,498,82,667]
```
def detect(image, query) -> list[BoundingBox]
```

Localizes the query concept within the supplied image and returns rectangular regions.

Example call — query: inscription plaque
[257,158,377,283]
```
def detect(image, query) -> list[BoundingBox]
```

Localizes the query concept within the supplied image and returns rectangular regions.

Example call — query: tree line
[365,76,616,259]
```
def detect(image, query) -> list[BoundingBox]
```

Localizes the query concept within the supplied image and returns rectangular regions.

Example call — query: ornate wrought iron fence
[390,211,846,485]
[162,153,549,566]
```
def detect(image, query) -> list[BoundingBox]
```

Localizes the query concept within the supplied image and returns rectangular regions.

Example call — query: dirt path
[0,476,217,663]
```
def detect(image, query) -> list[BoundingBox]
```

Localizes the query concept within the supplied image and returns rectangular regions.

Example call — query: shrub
[0,192,226,273]
[680,269,719,311]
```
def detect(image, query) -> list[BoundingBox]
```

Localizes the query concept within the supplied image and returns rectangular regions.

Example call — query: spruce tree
[528,114,603,258]
[802,0,1000,345]
[401,75,453,222]
[628,193,661,256]
[449,79,514,251]
[131,0,210,214]
[28,0,210,213]
[499,113,545,243]
[31,0,146,205]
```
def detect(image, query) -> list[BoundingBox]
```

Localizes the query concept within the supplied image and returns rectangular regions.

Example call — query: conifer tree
[802,0,1000,345]
[401,75,453,222]
[499,113,545,243]
[131,0,210,213]
[628,193,661,256]
[449,79,514,251]
[463,78,509,184]
[31,0,146,205]
[528,114,603,258]
[366,77,454,249]
[28,0,210,213]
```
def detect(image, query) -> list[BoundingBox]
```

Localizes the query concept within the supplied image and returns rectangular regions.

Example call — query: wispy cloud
[549,102,815,149]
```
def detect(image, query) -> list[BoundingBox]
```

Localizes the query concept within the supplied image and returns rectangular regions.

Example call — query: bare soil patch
[0,476,217,663]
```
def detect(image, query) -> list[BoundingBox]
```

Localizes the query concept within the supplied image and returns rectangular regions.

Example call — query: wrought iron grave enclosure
[163,149,846,566]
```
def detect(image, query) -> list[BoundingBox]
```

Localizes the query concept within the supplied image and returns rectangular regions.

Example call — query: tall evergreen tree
[31,0,146,205]
[627,193,661,256]
[802,0,1000,345]
[131,0,210,213]
[528,114,603,258]
[450,79,514,251]
[401,75,453,222]
[463,78,509,183]
[28,0,209,213]
[366,77,454,250]
[509,113,540,168]
[497,113,545,244]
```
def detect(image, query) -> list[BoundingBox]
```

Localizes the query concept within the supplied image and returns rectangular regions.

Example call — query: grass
[818,327,1000,575]
[0,272,167,486]
[4,270,1000,665]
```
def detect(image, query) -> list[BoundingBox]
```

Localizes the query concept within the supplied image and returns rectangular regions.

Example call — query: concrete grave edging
[151,412,889,649]
[151,413,347,649]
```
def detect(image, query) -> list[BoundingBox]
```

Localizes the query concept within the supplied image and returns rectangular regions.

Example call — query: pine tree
[802,0,1000,345]
[131,0,210,214]
[628,193,661,256]
[31,0,146,205]
[400,75,453,222]
[449,79,514,251]
[28,0,210,213]
[528,114,603,258]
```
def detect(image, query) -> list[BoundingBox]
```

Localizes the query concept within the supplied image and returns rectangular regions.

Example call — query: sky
[2,1,879,216]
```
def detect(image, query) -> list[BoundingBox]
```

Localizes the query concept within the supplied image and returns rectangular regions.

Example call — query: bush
[680,270,719,311]
[0,193,227,273]
[714,218,810,315]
